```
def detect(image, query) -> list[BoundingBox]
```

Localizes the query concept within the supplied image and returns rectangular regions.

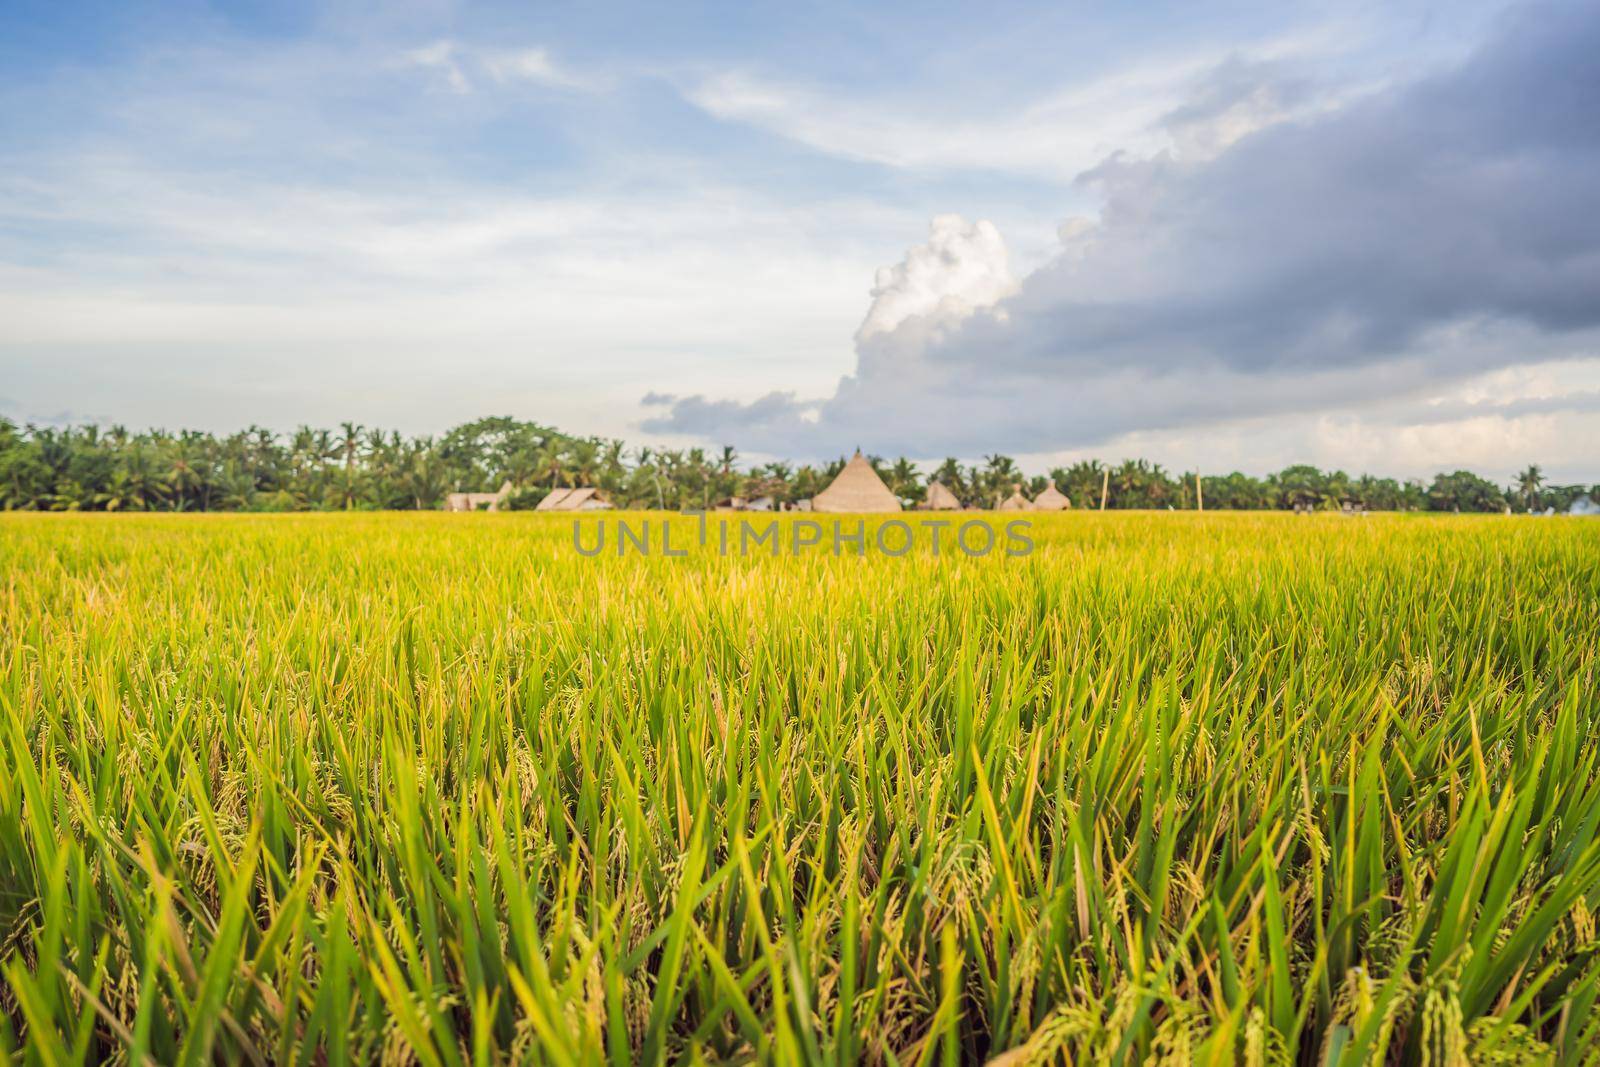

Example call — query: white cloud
[400,40,596,95]
[687,67,1173,178]
[857,215,1015,341]
[483,47,595,91]
[0,160,930,437]
[402,40,470,94]
[1010,358,1600,483]
[685,35,1351,178]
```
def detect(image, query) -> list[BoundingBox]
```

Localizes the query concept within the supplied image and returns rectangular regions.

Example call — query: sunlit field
[2,512,1598,1065]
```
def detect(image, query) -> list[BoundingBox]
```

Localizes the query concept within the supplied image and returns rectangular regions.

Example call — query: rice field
[2,511,1598,1065]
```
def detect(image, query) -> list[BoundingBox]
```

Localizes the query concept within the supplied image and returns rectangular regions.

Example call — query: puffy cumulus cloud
[641,214,1015,442]
[644,0,1600,471]
[857,215,1015,341]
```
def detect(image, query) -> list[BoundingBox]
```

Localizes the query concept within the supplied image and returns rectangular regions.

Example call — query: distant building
[1032,484,1071,511]
[997,486,1032,511]
[715,495,777,512]
[920,482,962,510]
[812,452,902,513]
[445,480,514,512]
[535,487,613,512]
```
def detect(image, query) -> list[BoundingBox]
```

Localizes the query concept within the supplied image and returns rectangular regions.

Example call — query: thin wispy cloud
[684,32,1360,178]
[402,40,472,94]
[483,47,597,90]
[402,39,598,94]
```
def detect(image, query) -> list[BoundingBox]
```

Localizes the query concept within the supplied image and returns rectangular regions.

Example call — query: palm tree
[791,465,822,502]
[534,442,568,493]
[599,439,628,494]
[1052,461,1104,509]
[327,422,364,509]
[1112,459,1148,508]
[630,446,665,509]
[1145,462,1172,508]
[215,461,258,511]
[400,448,448,510]
[686,448,711,508]
[569,438,600,488]
[49,478,102,511]
[313,428,337,466]
[763,462,793,506]
[982,454,1019,504]
[887,457,920,502]
[1516,465,1544,512]
[107,449,166,511]
[656,449,686,508]
[327,465,368,511]
[1274,465,1329,511]
[163,441,205,510]
[338,422,364,470]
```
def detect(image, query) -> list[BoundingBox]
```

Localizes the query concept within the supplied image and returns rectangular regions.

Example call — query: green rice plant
[0,511,1597,1064]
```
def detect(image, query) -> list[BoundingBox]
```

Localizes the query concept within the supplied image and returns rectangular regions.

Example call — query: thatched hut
[1032,484,1071,511]
[920,482,962,510]
[715,495,776,512]
[535,487,613,512]
[813,452,902,513]
[445,480,514,512]
[996,486,1032,511]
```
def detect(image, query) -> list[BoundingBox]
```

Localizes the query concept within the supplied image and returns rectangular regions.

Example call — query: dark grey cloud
[645,390,814,432]
[646,0,1600,459]
[1369,387,1600,428]
[1452,388,1600,422]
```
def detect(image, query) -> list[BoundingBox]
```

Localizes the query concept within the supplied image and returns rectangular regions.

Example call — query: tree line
[1,415,1591,514]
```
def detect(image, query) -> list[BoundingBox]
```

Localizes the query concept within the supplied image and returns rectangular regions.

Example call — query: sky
[2,0,1597,481]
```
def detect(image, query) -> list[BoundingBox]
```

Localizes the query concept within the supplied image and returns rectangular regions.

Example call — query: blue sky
[3,0,1597,479]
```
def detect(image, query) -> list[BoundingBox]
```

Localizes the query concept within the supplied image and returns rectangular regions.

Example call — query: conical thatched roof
[813,452,902,513]
[997,486,1032,511]
[1033,484,1071,510]
[921,481,962,510]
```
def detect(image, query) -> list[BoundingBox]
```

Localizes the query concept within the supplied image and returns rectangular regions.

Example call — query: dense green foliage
[2,512,1599,1064]
[3,416,1590,513]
